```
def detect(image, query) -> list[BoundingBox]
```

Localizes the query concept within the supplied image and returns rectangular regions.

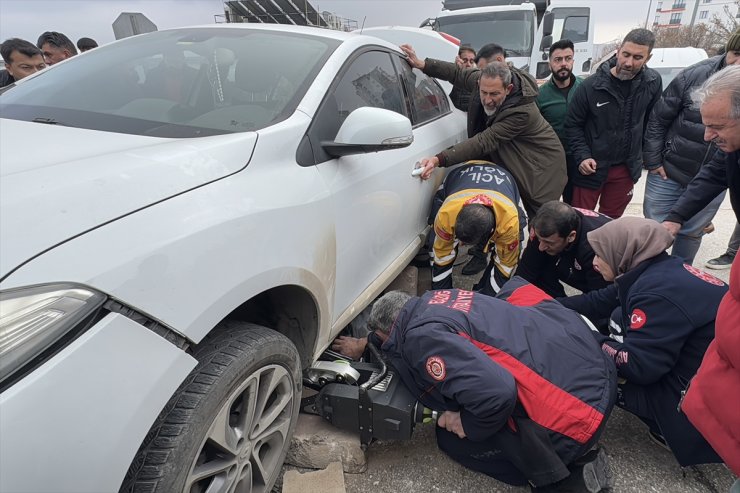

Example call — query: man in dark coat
[517,201,610,298]
[643,31,740,264]
[400,44,566,216]
[336,282,615,491]
[565,28,662,218]
[664,65,740,234]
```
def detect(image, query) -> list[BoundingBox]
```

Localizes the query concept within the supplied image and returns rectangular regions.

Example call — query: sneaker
[705,253,735,270]
[647,430,671,452]
[461,248,488,275]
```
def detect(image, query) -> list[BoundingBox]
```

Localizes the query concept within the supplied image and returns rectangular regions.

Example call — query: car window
[552,8,590,44]
[297,49,407,166]
[0,29,339,137]
[394,56,450,126]
[331,50,406,127]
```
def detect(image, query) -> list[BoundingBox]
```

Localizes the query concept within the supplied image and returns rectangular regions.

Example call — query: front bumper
[0,312,197,493]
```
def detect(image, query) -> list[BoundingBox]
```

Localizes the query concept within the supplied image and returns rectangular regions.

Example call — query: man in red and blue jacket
[353,279,617,490]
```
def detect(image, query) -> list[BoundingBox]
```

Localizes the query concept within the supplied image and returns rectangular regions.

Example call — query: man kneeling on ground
[333,280,616,492]
[517,201,611,298]
[430,160,526,295]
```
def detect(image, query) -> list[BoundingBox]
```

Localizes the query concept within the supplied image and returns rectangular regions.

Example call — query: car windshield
[0,28,339,138]
[435,10,535,56]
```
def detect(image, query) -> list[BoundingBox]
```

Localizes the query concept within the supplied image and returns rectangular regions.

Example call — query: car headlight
[0,284,106,385]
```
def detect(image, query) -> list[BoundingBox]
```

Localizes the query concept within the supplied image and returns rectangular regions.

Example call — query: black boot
[530,448,612,493]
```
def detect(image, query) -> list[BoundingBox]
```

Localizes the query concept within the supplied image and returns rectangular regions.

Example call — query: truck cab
[422,0,594,81]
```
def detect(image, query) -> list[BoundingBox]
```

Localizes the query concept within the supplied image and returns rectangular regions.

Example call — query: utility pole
[645,0,654,28]
[689,0,701,27]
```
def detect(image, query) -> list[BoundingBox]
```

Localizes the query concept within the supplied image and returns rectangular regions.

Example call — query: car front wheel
[121,322,302,493]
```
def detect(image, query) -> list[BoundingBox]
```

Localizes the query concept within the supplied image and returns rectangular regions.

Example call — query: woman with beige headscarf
[559,217,728,468]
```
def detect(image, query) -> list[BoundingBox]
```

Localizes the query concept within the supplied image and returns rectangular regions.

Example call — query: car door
[300,48,464,332]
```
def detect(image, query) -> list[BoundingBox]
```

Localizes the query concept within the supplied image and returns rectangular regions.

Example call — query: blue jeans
[643,173,726,264]
[726,222,740,256]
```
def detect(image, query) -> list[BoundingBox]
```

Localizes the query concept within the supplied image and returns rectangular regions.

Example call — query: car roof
[648,47,708,68]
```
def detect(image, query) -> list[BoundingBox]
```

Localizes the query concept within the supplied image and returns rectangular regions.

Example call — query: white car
[0,25,465,493]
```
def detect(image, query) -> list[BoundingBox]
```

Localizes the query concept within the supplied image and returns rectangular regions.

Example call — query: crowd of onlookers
[336,27,740,493]
[0,31,96,87]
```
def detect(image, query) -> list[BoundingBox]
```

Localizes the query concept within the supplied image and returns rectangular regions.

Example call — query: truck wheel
[120,322,301,493]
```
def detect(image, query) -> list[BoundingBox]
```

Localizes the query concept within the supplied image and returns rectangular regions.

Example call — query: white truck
[421,0,595,81]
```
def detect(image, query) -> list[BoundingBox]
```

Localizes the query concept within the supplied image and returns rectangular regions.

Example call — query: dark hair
[455,204,495,244]
[1,38,42,63]
[475,43,505,64]
[37,31,78,55]
[77,37,98,51]
[622,28,655,52]
[531,201,580,238]
[549,39,574,57]
[459,45,476,57]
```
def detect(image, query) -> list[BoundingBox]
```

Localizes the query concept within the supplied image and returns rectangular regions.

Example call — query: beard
[614,64,637,80]
[552,68,571,82]
[482,99,503,116]
[483,105,498,116]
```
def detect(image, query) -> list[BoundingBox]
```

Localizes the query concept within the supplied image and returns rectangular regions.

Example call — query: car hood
[0,119,257,279]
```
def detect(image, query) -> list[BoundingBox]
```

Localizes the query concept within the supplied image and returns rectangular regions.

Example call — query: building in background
[219,0,358,31]
[647,0,739,30]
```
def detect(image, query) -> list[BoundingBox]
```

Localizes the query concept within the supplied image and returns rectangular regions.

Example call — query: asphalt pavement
[340,172,737,493]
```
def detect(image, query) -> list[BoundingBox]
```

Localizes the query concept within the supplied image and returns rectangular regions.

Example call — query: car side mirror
[542,12,554,37]
[536,62,552,80]
[582,58,592,73]
[540,34,553,53]
[322,107,413,158]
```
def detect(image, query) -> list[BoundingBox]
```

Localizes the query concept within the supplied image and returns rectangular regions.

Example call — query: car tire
[120,322,302,493]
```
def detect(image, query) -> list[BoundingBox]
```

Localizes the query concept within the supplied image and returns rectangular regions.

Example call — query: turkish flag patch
[630,308,647,330]
[507,240,519,251]
[426,356,447,381]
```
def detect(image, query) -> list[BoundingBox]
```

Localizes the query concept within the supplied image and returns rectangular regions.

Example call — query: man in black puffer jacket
[565,29,662,219]
[643,32,740,264]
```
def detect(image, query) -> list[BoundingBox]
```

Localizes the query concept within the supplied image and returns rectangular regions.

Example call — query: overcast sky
[0,0,652,47]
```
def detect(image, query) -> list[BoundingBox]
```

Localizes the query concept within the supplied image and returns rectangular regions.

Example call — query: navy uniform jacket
[559,254,727,465]
[517,208,611,297]
[431,162,527,294]
[380,278,616,464]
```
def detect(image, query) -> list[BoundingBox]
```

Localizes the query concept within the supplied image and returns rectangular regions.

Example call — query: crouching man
[333,279,616,491]
[431,160,526,295]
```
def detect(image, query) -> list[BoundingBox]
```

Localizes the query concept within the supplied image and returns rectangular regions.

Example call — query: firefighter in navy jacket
[344,280,616,490]
[431,161,526,295]
[559,217,727,467]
